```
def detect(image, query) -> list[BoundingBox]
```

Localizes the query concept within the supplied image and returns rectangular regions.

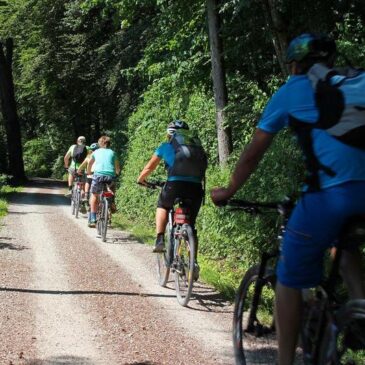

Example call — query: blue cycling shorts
[277,181,365,289]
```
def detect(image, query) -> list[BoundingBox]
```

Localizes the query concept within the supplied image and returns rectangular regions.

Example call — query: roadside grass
[112,213,155,244]
[112,213,241,301]
[0,185,22,219]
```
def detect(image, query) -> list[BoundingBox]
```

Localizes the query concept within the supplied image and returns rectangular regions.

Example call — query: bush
[23,137,58,177]
[51,155,67,180]
[117,76,304,286]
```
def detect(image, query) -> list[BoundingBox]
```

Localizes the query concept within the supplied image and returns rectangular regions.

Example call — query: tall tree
[206,0,232,166]
[262,0,288,77]
[0,38,25,181]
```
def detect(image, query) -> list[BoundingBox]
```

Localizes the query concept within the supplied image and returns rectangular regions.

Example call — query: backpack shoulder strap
[307,63,338,88]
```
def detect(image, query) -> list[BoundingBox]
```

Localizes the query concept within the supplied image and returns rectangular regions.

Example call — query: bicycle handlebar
[224,197,294,216]
[137,181,165,189]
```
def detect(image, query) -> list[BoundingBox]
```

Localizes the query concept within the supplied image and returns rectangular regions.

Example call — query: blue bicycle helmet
[286,33,336,63]
[166,120,189,136]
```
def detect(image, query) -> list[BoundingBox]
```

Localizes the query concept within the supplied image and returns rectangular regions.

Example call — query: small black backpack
[168,129,208,180]
[72,144,87,164]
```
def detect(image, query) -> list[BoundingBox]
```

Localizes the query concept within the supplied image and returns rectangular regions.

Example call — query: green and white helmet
[286,33,336,63]
[166,120,189,136]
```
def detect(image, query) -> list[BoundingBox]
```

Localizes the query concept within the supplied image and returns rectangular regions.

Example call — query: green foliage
[117,73,303,285]
[1,0,365,293]
[23,137,57,177]
[0,184,22,219]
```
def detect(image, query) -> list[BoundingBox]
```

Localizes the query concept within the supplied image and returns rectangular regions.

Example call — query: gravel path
[0,179,235,365]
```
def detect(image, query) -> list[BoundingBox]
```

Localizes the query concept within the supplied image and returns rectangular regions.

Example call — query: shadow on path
[10,192,69,206]
[27,356,159,365]
[27,356,94,365]
[25,177,67,190]
[0,286,175,299]
[0,240,29,250]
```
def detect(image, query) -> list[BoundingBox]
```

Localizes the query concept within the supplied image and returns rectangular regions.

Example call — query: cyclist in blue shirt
[211,34,365,365]
[137,120,205,263]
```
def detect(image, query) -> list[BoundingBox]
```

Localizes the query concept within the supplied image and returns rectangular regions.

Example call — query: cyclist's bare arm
[211,129,274,203]
[87,158,95,175]
[137,155,161,184]
[64,151,71,168]
[77,158,88,173]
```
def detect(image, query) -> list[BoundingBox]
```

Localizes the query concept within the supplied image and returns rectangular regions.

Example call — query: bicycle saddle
[340,215,365,247]
[174,197,193,207]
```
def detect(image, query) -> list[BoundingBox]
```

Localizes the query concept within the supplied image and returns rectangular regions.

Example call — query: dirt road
[0,179,234,365]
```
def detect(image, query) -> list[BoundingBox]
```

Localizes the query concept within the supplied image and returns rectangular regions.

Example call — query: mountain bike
[224,198,365,365]
[139,181,198,307]
[96,181,115,242]
[71,173,84,218]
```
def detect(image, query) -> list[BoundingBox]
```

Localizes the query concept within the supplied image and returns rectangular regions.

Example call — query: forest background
[1,0,364,296]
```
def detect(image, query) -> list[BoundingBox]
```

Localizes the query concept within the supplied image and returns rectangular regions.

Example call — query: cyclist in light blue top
[87,135,120,227]
[137,120,206,265]
[211,34,365,365]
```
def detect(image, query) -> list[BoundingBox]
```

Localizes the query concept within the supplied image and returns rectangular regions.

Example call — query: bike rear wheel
[233,264,277,365]
[71,187,76,215]
[174,224,195,307]
[318,299,365,365]
[75,189,81,218]
[156,223,172,287]
[101,198,108,242]
[96,200,103,236]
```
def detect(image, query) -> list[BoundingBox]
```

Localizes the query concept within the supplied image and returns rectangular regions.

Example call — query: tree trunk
[262,0,289,77]
[206,0,232,166]
[0,38,26,182]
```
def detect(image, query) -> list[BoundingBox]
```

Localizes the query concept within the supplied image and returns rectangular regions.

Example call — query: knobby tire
[156,222,172,287]
[96,200,102,237]
[233,264,277,365]
[75,189,81,218]
[101,198,108,242]
[71,187,76,215]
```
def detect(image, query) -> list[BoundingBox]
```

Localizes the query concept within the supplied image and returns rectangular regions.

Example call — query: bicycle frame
[165,203,191,268]
[230,197,365,365]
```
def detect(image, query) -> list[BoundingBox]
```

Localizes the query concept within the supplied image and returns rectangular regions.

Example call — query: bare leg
[90,193,98,213]
[340,248,365,299]
[275,282,302,365]
[68,173,74,188]
[156,207,168,234]
[84,182,90,200]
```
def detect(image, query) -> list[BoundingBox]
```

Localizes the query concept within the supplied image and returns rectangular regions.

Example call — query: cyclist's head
[88,143,99,152]
[166,120,189,136]
[98,135,111,148]
[286,33,336,73]
[77,136,86,145]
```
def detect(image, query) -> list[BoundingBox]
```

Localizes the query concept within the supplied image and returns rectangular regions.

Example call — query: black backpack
[168,129,207,180]
[289,64,365,190]
[72,144,87,164]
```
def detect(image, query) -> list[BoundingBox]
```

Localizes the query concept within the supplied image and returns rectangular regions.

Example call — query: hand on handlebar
[137,180,164,189]
[137,179,147,186]
[210,187,234,206]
